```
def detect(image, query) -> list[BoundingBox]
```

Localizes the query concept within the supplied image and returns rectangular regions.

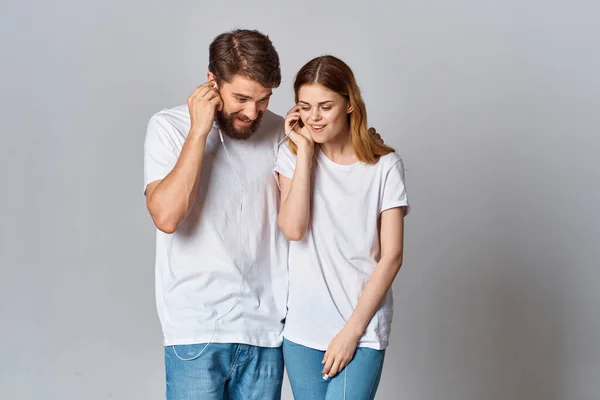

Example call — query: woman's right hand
[285,105,314,155]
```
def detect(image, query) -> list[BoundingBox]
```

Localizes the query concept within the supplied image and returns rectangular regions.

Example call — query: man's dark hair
[208,29,281,88]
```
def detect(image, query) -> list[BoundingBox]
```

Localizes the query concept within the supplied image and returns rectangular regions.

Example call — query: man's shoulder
[263,109,284,121]
[148,104,188,130]
[150,104,190,126]
[259,109,284,130]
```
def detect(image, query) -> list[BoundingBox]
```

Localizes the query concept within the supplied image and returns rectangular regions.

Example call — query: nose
[310,108,322,122]
[244,103,259,120]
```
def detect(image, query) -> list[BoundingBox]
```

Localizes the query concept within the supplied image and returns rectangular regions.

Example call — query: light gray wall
[1,0,598,399]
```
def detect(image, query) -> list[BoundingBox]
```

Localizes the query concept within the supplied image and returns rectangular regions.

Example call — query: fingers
[187,84,207,100]
[285,114,300,135]
[368,127,384,145]
[188,81,217,100]
[286,120,299,136]
[198,80,221,99]
[368,127,380,140]
[197,87,215,99]
[298,125,313,140]
[285,113,301,134]
[286,104,301,116]
[286,111,301,120]
[188,81,220,108]
[322,352,334,375]
[339,358,349,372]
[209,95,223,112]
[286,129,303,144]
[187,80,222,111]
[327,358,343,378]
[204,88,219,101]
[205,86,222,102]
[285,104,304,135]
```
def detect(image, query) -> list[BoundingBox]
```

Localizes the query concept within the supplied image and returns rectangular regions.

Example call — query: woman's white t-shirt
[274,144,410,350]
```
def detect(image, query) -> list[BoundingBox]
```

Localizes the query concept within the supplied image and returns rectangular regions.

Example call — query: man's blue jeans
[165,343,284,400]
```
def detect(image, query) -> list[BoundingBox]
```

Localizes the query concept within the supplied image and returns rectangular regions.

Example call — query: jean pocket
[170,343,209,361]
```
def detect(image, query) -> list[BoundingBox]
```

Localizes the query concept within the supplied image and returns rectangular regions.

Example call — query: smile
[310,124,326,132]
[236,118,252,126]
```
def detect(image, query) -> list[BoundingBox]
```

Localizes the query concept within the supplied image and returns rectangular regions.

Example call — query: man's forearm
[147,131,207,233]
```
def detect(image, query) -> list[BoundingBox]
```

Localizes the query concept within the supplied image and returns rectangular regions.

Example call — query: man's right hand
[187,81,223,137]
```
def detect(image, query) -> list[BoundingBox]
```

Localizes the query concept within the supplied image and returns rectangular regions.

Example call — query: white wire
[344,367,347,400]
[273,119,299,155]
[173,128,245,361]
[175,120,301,362]
[219,129,244,185]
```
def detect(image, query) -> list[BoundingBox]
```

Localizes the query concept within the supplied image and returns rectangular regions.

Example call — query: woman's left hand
[321,327,361,378]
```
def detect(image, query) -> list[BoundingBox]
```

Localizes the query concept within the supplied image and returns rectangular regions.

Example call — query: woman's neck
[319,129,357,165]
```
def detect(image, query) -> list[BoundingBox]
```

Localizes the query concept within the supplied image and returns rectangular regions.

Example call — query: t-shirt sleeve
[143,115,182,194]
[381,158,410,215]
[273,142,297,183]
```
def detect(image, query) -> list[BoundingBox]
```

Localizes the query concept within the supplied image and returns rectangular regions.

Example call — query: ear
[347,104,354,114]
[207,71,217,84]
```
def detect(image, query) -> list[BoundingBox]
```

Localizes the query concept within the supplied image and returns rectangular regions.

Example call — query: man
[144,29,288,400]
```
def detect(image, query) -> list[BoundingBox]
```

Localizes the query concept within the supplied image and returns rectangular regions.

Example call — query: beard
[215,109,264,140]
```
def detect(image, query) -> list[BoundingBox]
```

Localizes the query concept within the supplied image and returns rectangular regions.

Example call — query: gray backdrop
[1,0,598,399]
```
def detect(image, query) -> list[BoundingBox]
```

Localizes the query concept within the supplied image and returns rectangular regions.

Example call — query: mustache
[215,109,264,140]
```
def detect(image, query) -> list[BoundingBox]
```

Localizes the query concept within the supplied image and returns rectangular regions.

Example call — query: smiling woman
[274,55,410,400]
[287,55,395,163]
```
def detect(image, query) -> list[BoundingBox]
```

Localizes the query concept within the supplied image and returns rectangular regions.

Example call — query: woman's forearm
[345,254,403,337]
[278,151,313,241]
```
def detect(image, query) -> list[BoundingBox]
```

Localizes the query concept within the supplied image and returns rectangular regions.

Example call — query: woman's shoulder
[376,151,404,170]
[277,141,297,160]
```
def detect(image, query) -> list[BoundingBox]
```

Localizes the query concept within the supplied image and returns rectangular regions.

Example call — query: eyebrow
[298,100,334,105]
[233,92,273,101]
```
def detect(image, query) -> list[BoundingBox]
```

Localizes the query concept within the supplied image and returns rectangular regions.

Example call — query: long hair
[290,55,394,163]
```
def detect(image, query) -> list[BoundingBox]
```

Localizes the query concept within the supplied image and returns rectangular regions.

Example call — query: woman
[275,56,408,400]
[274,55,410,400]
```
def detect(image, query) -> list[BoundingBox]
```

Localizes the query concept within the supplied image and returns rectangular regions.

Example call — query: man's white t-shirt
[144,105,289,347]
[274,144,410,350]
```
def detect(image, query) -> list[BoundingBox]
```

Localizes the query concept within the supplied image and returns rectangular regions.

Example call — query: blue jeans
[283,338,385,400]
[165,343,284,400]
